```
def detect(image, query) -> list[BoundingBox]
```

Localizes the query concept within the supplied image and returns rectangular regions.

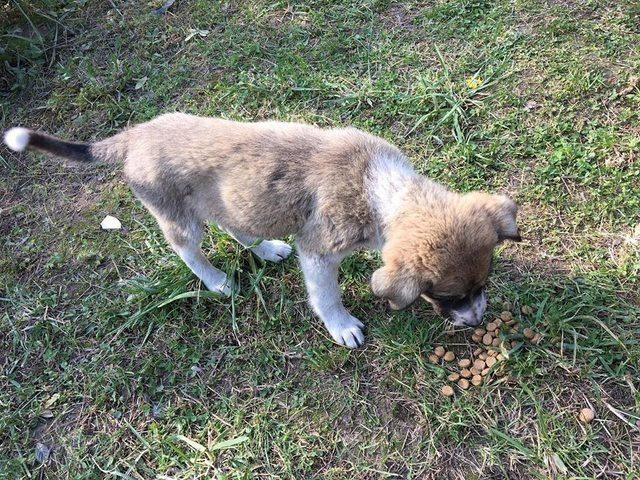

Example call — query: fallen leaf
[44,393,60,408]
[35,443,50,464]
[185,29,209,42]
[211,435,249,451]
[550,453,568,474]
[175,434,206,452]
[135,76,148,90]
[154,0,176,14]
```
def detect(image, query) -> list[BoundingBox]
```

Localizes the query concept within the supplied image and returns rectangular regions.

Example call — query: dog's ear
[371,264,425,310]
[465,192,521,242]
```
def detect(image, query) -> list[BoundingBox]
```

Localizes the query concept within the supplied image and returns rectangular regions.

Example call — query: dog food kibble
[437,299,534,388]
[441,385,455,397]
[500,311,513,321]
[578,408,595,423]
[459,358,471,368]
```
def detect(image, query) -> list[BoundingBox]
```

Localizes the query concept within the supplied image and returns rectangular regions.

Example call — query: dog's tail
[3,127,129,164]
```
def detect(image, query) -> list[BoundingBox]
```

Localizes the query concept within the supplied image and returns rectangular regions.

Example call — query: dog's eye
[429,292,465,303]
[436,295,469,310]
[470,285,486,297]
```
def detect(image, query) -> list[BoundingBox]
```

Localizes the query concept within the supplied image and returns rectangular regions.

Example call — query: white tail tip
[4,127,31,152]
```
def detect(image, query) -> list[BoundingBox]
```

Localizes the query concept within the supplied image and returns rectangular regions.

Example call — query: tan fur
[371,183,519,310]
[5,112,520,342]
[108,113,402,254]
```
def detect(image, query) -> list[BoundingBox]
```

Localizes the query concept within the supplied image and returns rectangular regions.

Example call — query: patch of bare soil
[380,3,422,32]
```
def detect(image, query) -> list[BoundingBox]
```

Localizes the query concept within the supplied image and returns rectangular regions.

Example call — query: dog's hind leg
[157,216,232,295]
[223,228,292,263]
[130,179,233,295]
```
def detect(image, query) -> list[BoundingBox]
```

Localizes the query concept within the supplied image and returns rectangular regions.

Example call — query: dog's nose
[450,289,487,327]
[462,316,484,327]
[450,306,484,327]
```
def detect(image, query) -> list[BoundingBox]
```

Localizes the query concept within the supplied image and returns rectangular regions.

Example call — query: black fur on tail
[4,126,128,164]
[28,131,94,162]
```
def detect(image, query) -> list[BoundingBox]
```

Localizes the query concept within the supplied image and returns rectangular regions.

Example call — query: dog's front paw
[252,240,292,263]
[324,314,365,349]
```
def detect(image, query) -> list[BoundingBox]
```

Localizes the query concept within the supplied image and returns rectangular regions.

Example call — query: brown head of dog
[371,191,520,326]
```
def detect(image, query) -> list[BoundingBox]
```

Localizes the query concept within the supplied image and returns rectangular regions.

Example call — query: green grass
[1,0,639,478]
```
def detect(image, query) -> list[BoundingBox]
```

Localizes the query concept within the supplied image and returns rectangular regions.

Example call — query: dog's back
[120,113,399,250]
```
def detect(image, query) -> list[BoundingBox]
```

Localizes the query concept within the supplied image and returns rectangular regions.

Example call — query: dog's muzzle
[449,289,487,327]
[422,289,487,327]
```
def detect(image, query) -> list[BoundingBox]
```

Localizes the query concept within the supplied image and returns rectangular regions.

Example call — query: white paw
[204,276,233,296]
[324,314,365,349]
[252,239,292,263]
[214,281,232,297]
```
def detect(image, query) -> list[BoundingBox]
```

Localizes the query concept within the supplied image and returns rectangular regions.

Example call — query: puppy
[4,114,520,348]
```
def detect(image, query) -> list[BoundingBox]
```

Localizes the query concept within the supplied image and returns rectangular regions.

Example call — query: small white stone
[100,215,122,230]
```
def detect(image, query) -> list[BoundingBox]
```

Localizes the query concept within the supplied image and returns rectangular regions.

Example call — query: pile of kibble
[431,302,543,397]
[430,301,599,424]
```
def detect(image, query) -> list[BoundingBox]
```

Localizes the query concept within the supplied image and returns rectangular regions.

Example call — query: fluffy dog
[4,114,520,348]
